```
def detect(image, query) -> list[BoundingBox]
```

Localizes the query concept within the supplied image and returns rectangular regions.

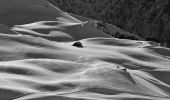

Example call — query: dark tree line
[48,0,170,47]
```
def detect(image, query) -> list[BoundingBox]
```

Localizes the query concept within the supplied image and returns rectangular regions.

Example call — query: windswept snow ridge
[0,0,170,100]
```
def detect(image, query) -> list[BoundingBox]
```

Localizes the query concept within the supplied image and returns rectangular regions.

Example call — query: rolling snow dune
[0,0,170,100]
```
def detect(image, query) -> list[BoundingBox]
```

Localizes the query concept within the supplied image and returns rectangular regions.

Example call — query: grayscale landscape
[0,0,170,100]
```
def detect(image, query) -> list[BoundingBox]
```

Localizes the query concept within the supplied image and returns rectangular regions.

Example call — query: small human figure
[116,66,120,69]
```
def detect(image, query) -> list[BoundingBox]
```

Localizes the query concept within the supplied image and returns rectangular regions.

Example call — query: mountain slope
[0,0,170,100]
[48,0,170,47]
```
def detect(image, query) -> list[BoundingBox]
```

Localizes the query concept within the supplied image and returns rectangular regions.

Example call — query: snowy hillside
[0,0,170,100]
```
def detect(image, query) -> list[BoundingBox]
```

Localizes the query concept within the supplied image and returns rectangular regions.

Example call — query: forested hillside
[48,0,170,47]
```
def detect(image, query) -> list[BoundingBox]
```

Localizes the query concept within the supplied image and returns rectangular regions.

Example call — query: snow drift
[0,0,170,100]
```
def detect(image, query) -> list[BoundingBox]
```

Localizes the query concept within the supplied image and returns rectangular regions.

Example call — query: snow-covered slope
[0,0,170,100]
